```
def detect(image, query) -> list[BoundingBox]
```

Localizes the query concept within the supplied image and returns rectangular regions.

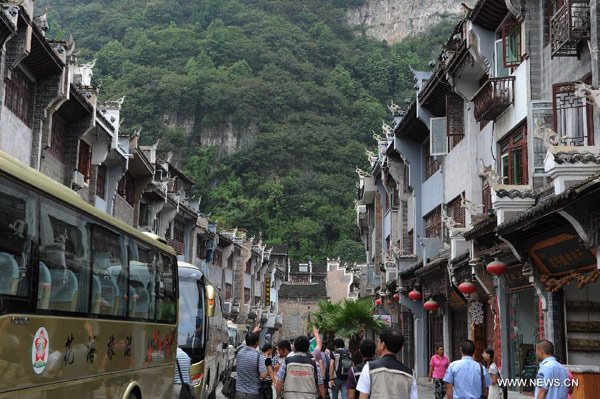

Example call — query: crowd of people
[174,326,574,399]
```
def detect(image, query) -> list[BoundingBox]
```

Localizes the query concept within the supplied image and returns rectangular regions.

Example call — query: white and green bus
[0,151,178,399]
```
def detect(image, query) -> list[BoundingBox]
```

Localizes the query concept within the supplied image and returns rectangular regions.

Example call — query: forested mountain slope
[41,0,456,261]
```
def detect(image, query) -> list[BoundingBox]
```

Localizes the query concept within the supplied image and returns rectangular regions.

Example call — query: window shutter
[446,95,464,137]
[430,117,448,156]
[502,22,522,68]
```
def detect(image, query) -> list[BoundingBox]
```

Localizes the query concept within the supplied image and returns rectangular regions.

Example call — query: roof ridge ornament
[533,118,561,149]
[574,81,600,110]
[479,158,501,187]
[460,192,484,215]
[504,0,525,22]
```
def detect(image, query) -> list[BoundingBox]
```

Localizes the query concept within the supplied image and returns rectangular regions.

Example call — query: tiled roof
[278,282,327,299]
[463,215,497,240]
[496,174,600,235]
[266,243,288,255]
[415,252,450,276]
[494,189,535,198]
[399,259,423,277]
[553,150,600,165]
[451,251,470,265]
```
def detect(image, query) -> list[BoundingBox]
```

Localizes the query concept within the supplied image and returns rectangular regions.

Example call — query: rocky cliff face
[164,111,257,157]
[346,0,472,43]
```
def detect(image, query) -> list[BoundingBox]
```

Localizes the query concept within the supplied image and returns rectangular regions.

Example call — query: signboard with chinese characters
[265,277,271,304]
[504,263,532,291]
[529,233,596,276]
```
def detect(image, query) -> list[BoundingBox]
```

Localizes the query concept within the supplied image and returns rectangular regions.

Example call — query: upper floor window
[500,123,528,185]
[424,206,442,238]
[78,140,92,183]
[117,172,136,206]
[50,117,65,162]
[225,282,232,300]
[502,22,522,68]
[5,68,32,126]
[424,142,440,181]
[553,81,595,146]
[213,249,222,266]
[173,220,185,243]
[299,264,308,272]
[403,163,410,192]
[196,235,207,259]
[447,94,464,150]
[244,287,251,303]
[96,165,106,200]
[482,180,492,214]
[447,195,465,228]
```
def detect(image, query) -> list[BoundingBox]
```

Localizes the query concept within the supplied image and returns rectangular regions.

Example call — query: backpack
[335,349,353,379]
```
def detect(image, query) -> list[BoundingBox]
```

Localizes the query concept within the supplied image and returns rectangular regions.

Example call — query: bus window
[39,198,90,312]
[0,176,37,298]
[129,240,157,320]
[157,254,176,323]
[91,225,128,316]
[179,277,205,362]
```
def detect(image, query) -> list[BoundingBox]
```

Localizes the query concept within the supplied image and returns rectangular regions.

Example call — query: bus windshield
[178,278,205,362]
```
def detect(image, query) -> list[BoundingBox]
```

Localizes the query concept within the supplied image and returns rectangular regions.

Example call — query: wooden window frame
[173,219,185,244]
[424,206,442,238]
[447,94,465,150]
[552,81,595,146]
[78,140,92,182]
[225,283,232,300]
[244,287,251,304]
[448,194,466,228]
[213,250,222,266]
[424,142,440,181]
[50,117,66,162]
[4,68,32,126]
[482,180,492,214]
[403,163,410,192]
[499,123,528,185]
[502,21,522,68]
[96,165,106,200]
[196,235,207,259]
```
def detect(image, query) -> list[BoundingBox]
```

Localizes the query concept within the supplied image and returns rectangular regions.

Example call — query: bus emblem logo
[32,327,50,374]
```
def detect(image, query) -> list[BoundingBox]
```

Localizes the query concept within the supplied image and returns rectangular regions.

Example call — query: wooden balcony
[551,0,590,58]
[472,77,515,122]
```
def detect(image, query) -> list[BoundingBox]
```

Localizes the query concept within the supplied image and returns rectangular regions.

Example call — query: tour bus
[0,151,178,399]
[178,262,229,399]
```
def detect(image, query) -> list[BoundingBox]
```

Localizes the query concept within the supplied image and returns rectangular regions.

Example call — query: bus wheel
[128,393,139,399]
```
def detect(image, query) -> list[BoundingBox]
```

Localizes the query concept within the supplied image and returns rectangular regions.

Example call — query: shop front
[496,177,600,398]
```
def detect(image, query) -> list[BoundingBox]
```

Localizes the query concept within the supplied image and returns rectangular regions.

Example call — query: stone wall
[327,262,352,303]
[113,193,135,225]
[0,106,32,166]
[274,298,320,342]
[346,0,472,44]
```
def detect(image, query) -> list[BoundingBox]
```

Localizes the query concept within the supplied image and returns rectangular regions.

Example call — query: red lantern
[487,258,508,276]
[424,298,439,311]
[375,298,382,306]
[386,300,393,306]
[393,293,400,302]
[458,281,477,295]
[408,289,422,301]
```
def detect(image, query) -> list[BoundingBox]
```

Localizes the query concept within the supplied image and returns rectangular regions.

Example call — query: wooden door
[429,312,444,360]
[451,307,468,361]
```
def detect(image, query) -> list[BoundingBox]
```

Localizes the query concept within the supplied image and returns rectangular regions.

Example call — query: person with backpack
[346,339,375,399]
[236,332,268,399]
[355,328,418,399]
[329,338,352,399]
[275,335,326,399]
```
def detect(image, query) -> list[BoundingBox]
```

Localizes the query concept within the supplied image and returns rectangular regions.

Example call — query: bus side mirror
[205,284,216,318]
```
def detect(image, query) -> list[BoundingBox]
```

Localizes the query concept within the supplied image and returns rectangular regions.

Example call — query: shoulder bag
[176,359,198,399]
[480,363,487,399]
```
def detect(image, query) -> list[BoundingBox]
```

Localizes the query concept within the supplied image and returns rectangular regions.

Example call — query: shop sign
[374,314,392,327]
[504,264,532,291]
[529,233,596,276]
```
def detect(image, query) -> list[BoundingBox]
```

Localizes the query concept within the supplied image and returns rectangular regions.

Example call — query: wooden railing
[551,0,591,58]
[472,77,515,122]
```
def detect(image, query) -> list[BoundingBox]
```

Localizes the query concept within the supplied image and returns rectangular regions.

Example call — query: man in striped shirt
[236,332,268,399]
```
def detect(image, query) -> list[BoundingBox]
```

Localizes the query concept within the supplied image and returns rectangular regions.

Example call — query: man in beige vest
[356,328,418,399]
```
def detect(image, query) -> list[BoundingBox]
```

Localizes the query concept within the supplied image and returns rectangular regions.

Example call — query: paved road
[215,379,436,398]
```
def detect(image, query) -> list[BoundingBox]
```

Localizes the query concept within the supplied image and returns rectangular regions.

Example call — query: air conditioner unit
[72,170,85,190]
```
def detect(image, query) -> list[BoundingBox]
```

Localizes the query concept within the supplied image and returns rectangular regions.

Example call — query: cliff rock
[347,0,472,43]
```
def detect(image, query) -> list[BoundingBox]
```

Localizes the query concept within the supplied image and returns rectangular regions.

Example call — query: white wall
[0,107,32,166]
[495,59,529,141]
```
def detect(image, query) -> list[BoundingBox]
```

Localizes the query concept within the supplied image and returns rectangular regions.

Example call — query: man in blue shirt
[443,340,491,399]
[534,340,569,399]
[236,332,268,399]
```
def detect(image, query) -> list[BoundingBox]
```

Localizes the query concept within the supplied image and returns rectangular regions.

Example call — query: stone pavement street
[215,378,436,398]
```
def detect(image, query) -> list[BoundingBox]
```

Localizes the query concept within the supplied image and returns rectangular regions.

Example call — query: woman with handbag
[482,348,502,399]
